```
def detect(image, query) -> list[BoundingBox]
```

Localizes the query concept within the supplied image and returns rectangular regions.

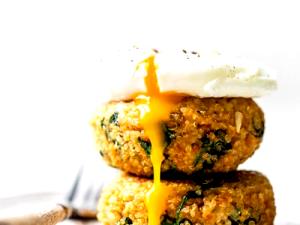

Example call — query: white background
[0,0,300,224]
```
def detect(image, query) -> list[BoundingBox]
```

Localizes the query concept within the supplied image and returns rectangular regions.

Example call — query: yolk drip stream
[139,56,173,225]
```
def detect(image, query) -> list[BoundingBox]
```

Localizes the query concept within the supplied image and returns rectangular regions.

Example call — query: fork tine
[66,166,83,203]
[90,182,103,210]
[83,185,93,206]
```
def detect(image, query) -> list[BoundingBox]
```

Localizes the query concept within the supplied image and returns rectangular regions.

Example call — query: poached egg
[107,48,277,101]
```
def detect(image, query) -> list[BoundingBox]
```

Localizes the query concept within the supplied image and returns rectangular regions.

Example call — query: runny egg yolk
[137,55,179,225]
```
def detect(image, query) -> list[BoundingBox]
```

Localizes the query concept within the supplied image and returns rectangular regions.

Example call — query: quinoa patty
[97,171,275,225]
[92,97,264,176]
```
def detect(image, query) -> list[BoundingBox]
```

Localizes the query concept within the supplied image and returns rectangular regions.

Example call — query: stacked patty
[93,97,275,225]
[93,97,264,177]
[98,171,275,225]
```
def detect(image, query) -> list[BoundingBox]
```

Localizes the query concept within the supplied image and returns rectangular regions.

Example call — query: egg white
[104,48,277,100]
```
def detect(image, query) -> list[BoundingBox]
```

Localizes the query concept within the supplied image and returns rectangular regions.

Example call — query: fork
[0,166,103,225]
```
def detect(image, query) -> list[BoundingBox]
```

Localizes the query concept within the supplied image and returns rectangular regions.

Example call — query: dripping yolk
[137,55,177,225]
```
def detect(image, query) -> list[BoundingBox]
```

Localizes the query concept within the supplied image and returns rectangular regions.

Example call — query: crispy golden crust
[97,171,275,225]
[92,97,264,176]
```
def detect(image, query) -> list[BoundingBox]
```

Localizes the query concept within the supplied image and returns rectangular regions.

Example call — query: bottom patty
[97,171,275,225]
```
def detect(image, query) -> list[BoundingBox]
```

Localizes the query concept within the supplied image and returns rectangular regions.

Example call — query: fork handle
[0,204,72,225]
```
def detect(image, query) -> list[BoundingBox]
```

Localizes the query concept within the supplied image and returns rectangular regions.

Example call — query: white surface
[0,0,299,224]
[107,48,277,100]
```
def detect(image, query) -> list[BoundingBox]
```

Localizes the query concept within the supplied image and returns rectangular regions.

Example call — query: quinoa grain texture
[92,97,264,176]
[97,171,275,225]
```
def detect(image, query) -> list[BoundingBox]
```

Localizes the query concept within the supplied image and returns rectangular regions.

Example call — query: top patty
[92,97,264,176]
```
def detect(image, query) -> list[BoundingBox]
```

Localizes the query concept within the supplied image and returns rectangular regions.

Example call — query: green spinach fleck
[100,118,105,128]
[124,217,133,224]
[112,139,121,149]
[105,130,110,140]
[194,129,232,168]
[228,216,240,225]
[175,189,202,225]
[116,217,133,225]
[138,137,151,155]
[162,123,176,147]
[161,215,176,225]
[109,112,119,125]
[229,207,242,221]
